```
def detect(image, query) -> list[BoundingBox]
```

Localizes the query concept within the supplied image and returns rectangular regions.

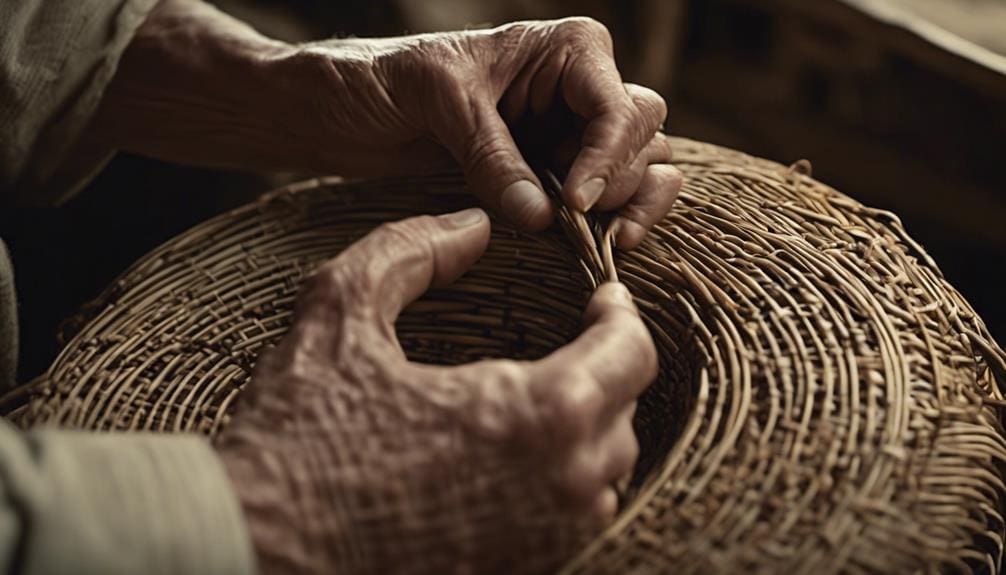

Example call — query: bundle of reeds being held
[3,138,1005,572]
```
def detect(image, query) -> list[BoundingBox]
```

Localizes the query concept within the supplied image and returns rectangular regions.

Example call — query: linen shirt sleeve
[0,0,158,204]
[0,419,256,574]
[0,241,16,393]
[1,6,257,570]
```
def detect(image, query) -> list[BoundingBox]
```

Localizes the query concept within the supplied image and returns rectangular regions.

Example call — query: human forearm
[96,2,683,242]
[92,0,323,173]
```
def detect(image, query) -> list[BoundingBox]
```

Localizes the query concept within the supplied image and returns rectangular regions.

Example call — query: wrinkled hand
[294,18,683,247]
[217,208,657,573]
[103,3,682,248]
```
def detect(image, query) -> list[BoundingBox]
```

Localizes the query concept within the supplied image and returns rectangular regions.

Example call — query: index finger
[542,282,658,411]
[557,28,666,212]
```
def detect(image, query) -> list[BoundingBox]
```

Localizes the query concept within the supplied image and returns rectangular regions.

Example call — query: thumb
[435,96,555,231]
[311,208,491,326]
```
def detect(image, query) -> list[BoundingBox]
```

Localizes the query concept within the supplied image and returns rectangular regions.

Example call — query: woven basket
[4,137,1005,573]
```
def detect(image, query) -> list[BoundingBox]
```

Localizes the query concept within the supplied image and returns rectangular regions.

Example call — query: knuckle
[664,164,685,188]
[626,106,655,153]
[408,37,466,74]
[374,219,409,245]
[654,133,676,162]
[618,200,652,226]
[632,87,667,127]
[378,215,424,239]
[374,216,439,257]
[491,20,532,46]
[656,93,669,124]
[396,44,481,126]
[649,95,669,128]
[428,62,473,100]
[559,17,611,45]
[616,107,648,159]
[491,360,533,394]
[609,102,636,130]
[620,165,682,225]
[595,281,632,305]
[589,109,640,175]
[649,165,684,197]
[557,448,604,505]
[300,260,353,307]
[631,323,659,382]
[464,132,513,178]
[467,360,532,441]
[595,165,644,212]
[301,215,441,309]
[547,371,604,440]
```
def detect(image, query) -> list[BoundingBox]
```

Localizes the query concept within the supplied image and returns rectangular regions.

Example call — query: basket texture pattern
[3,138,1005,573]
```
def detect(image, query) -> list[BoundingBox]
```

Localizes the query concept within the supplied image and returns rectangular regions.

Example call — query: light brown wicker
[3,137,1005,573]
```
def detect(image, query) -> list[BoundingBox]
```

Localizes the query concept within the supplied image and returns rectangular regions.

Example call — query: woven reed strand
[2,138,1005,573]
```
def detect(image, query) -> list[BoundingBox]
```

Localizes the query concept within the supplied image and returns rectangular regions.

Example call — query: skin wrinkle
[484,24,535,100]
[342,57,413,138]
[488,27,526,101]
[309,56,411,169]
[110,9,679,225]
[599,152,649,211]
[474,372,522,442]
[364,58,410,134]
[91,3,680,571]
[219,215,657,571]
[464,136,517,190]
[619,163,682,226]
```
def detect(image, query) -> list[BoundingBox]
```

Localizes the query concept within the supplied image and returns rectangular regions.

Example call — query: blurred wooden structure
[667,0,1006,339]
[674,0,1005,233]
[172,0,1006,341]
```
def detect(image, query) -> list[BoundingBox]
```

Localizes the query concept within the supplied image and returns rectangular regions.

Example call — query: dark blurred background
[3,0,1004,381]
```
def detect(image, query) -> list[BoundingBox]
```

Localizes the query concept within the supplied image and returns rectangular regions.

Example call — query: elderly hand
[217,208,658,573]
[294,19,684,247]
[98,3,668,571]
[99,1,683,248]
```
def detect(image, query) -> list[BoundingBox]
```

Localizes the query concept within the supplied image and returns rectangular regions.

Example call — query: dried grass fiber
[3,137,1005,573]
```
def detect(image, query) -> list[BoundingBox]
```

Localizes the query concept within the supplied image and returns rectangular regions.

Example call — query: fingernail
[576,178,606,211]
[441,207,485,228]
[500,180,547,227]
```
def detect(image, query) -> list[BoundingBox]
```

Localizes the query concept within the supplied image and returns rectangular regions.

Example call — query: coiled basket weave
[4,138,1006,573]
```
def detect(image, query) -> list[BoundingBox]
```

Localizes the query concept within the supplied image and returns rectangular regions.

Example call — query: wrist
[94,0,320,173]
[218,441,311,573]
[288,41,414,174]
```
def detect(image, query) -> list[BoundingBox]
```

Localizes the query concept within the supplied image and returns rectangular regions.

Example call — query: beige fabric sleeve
[1,0,159,205]
[0,241,16,392]
[0,419,256,574]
